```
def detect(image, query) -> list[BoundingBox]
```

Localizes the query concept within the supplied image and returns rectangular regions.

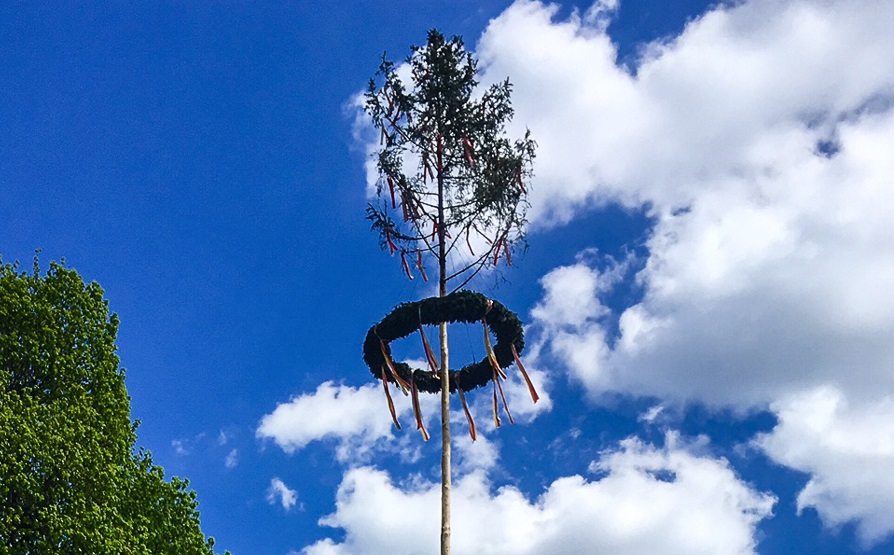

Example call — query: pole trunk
[437,140,451,555]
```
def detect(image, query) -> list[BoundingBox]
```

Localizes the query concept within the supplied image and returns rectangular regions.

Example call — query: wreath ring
[363,290,523,392]
[362,290,538,440]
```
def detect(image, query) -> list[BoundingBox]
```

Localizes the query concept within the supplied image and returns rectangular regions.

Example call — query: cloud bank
[257,381,399,461]
[483,0,894,407]
[472,0,894,543]
[301,435,774,555]
[756,387,894,546]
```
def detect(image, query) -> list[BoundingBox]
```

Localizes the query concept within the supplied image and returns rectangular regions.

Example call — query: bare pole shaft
[437,138,451,555]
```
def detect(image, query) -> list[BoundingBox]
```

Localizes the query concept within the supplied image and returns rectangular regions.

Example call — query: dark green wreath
[362,290,538,440]
[362,290,526,393]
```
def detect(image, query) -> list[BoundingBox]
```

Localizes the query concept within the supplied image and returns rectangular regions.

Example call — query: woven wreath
[362,290,538,441]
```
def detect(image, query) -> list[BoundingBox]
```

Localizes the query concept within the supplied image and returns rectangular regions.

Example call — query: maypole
[361,30,537,554]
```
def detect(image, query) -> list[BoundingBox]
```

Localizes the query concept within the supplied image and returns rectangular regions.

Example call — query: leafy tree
[365,30,535,554]
[0,258,225,555]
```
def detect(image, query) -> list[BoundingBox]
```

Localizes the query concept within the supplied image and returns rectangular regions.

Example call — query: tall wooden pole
[437,135,451,555]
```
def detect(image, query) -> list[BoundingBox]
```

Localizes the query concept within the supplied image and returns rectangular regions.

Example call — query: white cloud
[225,448,239,469]
[257,381,407,461]
[755,386,894,547]
[529,256,628,393]
[347,92,382,200]
[453,430,500,475]
[218,429,232,446]
[638,404,664,424]
[258,361,550,463]
[267,477,299,512]
[479,0,894,225]
[300,433,774,555]
[171,439,190,456]
[486,0,894,409]
[531,261,610,328]
[473,0,894,540]
[170,432,206,456]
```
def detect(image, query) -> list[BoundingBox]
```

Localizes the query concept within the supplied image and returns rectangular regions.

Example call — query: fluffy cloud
[473,0,894,540]
[478,0,894,223]
[529,255,627,391]
[482,0,894,407]
[300,434,775,555]
[755,387,894,546]
[258,363,549,463]
[256,381,404,461]
[452,431,501,476]
[255,375,536,480]
[267,477,299,512]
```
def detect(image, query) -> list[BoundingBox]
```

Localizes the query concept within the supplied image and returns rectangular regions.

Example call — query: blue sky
[4,1,894,553]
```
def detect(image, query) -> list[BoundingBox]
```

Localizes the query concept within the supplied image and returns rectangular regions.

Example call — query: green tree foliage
[0,259,223,555]
[365,29,536,291]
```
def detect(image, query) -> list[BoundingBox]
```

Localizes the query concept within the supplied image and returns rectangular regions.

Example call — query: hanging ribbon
[492,378,501,428]
[484,306,513,424]
[511,343,539,404]
[483,317,507,381]
[381,372,401,430]
[457,374,477,441]
[410,376,430,441]
[401,192,409,221]
[403,192,420,221]
[390,106,402,128]
[419,324,439,376]
[385,228,398,255]
[379,339,410,394]
[401,251,413,281]
[415,250,428,282]
[493,367,514,425]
